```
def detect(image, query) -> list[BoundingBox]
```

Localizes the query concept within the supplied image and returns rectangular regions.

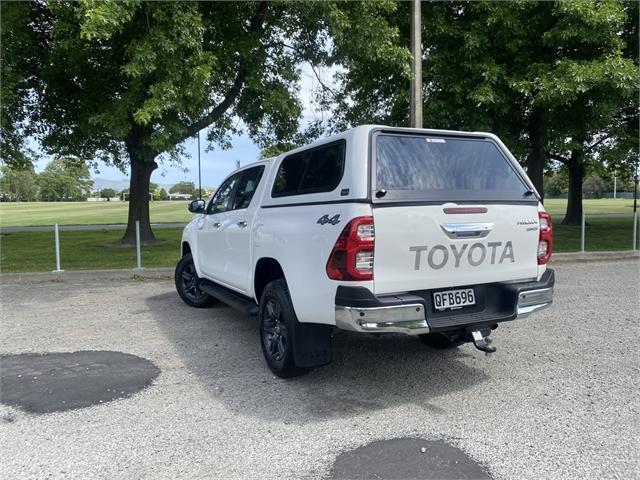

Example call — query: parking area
[1,260,639,479]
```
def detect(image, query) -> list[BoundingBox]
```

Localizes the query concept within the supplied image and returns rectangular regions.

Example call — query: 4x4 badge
[317,214,341,226]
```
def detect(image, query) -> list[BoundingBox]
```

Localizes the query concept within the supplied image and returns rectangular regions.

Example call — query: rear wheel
[175,253,217,308]
[259,279,310,378]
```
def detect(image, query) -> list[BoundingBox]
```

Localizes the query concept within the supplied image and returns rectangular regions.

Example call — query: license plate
[433,288,476,311]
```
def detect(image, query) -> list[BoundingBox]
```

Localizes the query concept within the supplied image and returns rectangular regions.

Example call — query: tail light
[326,216,375,280]
[537,211,553,265]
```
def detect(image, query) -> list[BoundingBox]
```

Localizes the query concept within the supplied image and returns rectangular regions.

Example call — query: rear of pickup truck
[334,129,554,351]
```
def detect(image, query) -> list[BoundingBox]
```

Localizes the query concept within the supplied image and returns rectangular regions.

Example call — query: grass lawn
[0,198,637,227]
[543,198,636,217]
[0,228,182,273]
[1,218,637,273]
[0,201,193,227]
[553,217,638,253]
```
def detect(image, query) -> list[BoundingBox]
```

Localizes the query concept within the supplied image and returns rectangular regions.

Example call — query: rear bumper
[335,268,554,335]
[335,304,430,335]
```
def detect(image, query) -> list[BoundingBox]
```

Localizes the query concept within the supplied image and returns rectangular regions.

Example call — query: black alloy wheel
[262,298,288,362]
[174,253,217,308]
[259,279,310,378]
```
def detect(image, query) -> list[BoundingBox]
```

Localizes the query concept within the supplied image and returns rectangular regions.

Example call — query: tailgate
[372,204,540,294]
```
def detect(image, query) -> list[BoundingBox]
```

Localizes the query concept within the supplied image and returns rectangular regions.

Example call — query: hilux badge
[517,218,538,226]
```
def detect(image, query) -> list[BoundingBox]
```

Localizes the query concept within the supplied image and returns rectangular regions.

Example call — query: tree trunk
[527,108,547,201]
[562,150,584,226]
[121,152,158,246]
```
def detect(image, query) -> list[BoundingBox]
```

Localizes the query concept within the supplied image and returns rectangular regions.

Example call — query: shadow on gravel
[329,437,491,480]
[0,351,160,414]
[147,292,488,424]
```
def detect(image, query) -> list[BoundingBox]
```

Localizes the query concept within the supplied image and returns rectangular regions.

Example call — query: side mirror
[188,199,205,214]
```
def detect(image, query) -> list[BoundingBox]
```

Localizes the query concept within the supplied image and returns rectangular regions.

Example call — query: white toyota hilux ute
[175,125,555,378]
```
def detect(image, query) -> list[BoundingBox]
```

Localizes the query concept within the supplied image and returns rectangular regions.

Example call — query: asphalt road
[1,260,639,479]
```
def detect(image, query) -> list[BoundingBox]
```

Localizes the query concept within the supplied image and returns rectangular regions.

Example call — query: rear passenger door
[212,165,265,293]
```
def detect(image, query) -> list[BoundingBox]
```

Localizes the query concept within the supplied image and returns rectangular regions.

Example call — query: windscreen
[376,134,531,201]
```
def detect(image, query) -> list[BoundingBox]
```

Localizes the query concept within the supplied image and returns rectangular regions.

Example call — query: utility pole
[634,160,638,214]
[197,130,202,200]
[409,0,423,128]
[633,160,638,251]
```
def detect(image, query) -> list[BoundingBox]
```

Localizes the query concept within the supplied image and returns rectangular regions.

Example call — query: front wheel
[259,279,311,378]
[175,253,217,308]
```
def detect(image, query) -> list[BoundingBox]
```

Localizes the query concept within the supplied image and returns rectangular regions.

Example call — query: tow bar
[471,330,496,353]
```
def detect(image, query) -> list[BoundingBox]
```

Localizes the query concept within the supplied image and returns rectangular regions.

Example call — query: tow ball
[471,330,496,353]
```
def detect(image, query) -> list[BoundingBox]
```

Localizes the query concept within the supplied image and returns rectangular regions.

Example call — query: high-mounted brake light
[326,216,374,280]
[537,211,553,265]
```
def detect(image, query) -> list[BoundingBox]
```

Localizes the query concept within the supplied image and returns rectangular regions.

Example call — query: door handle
[237,221,248,228]
[440,223,493,239]
[213,222,222,228]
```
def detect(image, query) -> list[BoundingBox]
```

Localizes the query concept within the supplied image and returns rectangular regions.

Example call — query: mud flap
[292,321,333,368]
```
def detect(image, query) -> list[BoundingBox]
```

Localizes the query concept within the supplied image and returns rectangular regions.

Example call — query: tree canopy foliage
[36,157,94,202]
[322,0,638,222]
[0,164,38,201]
[169,181,196,195]
[100,188,117,198]
[2,0,637,231]
[1,0,334,243]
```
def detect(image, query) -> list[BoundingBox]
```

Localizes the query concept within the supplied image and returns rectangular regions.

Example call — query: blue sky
[91,132,262,189]
[31,64,336,189]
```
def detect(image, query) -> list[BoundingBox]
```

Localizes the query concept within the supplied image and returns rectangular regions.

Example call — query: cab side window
[207,173,240,214]
[232,166,265,210]
[271,140,346,198]
[206,165,265,214]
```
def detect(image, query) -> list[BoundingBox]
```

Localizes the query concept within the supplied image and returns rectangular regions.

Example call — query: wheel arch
[181,241,191,257]
[254,257,285,302]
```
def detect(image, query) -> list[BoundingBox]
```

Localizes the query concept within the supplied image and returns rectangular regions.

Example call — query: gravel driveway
[1,260,639,479]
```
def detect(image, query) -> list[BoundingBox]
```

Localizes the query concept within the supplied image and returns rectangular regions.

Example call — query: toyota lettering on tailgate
[409,241,515,270]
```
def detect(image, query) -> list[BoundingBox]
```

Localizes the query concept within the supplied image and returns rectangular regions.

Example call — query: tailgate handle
[441,223,493,239]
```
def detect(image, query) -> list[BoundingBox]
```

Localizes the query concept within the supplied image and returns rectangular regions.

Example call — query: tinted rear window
[272,141,345,197]
[376,134,530,201]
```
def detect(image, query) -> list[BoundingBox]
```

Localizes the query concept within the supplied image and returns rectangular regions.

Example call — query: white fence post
[135,220,142,269]
[53,223,63,272]
[580,212,586,253]
[633,211,638,252]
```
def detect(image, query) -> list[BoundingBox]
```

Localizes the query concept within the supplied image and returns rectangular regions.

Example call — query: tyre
[258,279,311,378]
[174,253,217,308]
[419,332,465,349]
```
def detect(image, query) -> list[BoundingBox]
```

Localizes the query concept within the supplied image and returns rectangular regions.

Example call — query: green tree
[582,175,607,199]
[259,121,325,158]
[324,0,638,212]
[544,172,568,198]
[170,181,196,195]
[0,164,38,201]
[542,1,638,223]
[159,188,169,201]
[0,3,39,169]
[2,1,333,244]
[100,188,117,198]
[37,157,93,201]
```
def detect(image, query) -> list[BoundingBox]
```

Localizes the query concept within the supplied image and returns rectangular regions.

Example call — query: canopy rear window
[375,134,532,202]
